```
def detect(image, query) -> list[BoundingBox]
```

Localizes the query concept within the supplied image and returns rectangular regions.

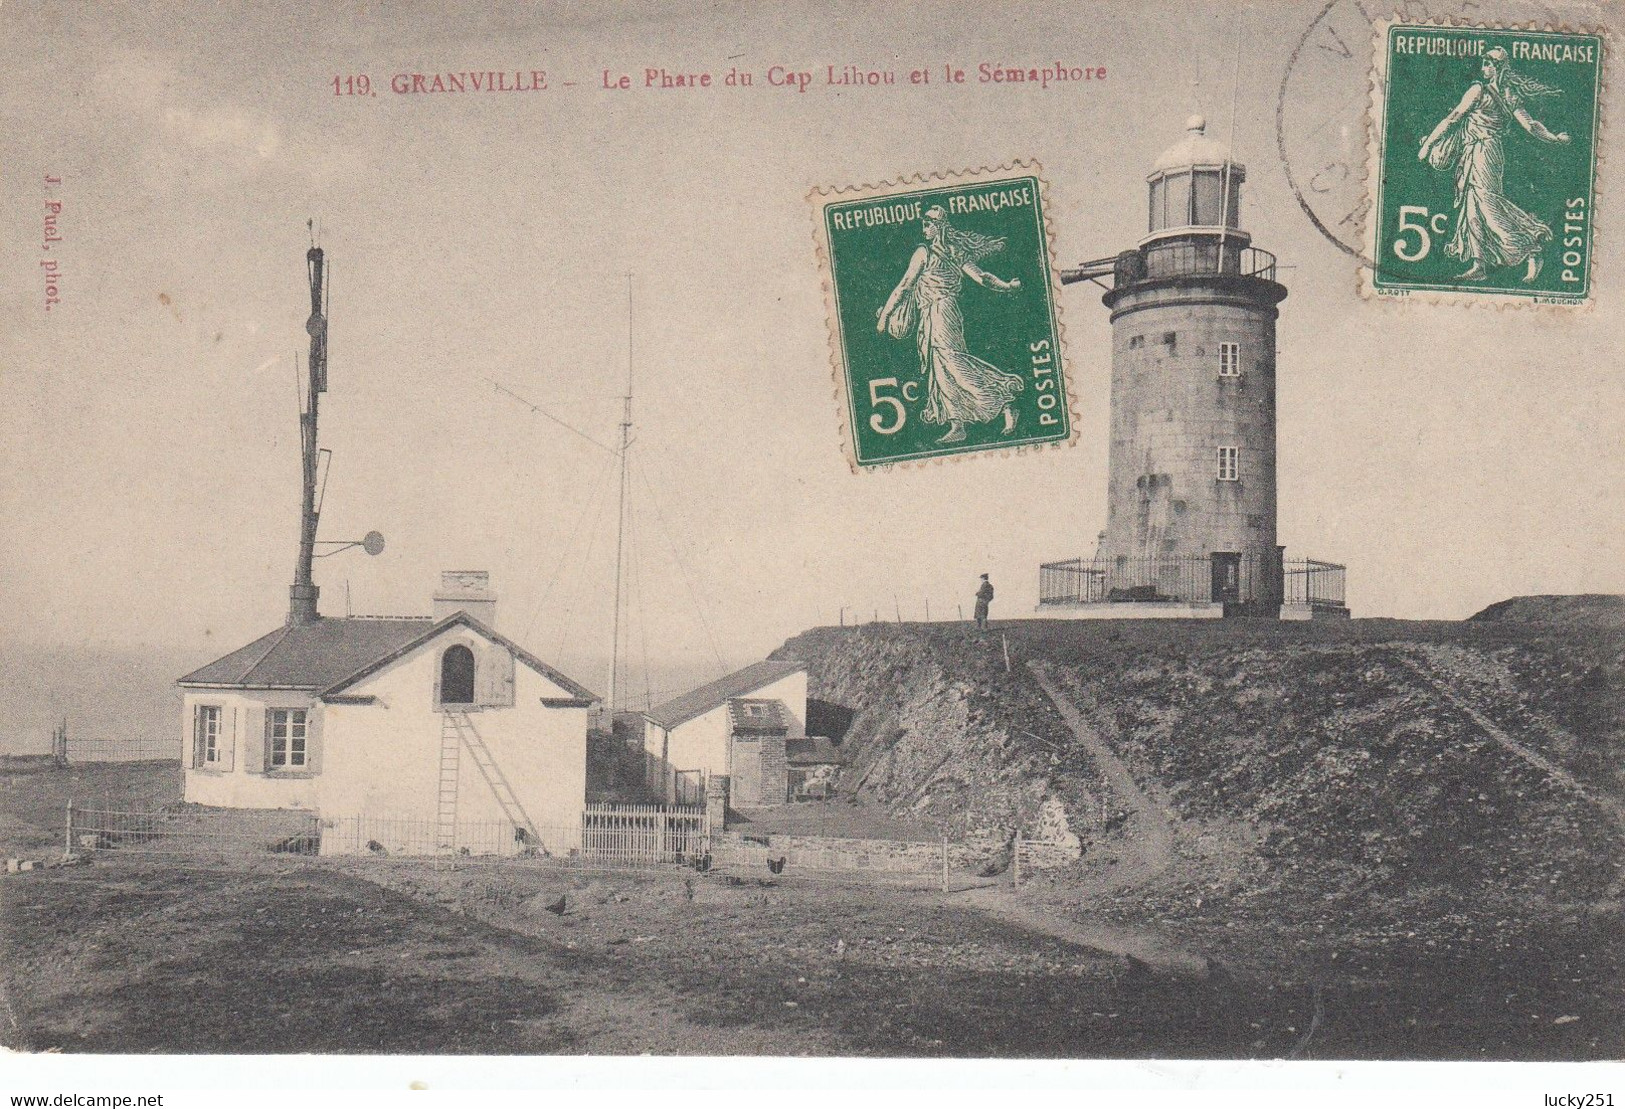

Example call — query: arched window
[440,644,475,705]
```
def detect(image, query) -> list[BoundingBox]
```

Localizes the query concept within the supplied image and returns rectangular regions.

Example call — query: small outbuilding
[632,659,836,808]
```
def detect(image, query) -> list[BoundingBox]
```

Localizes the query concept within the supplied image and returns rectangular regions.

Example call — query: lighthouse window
[1193,170,1225,225]
[1217,446,1239,482]
[1219,342,1241,376]
[1164,171,1191,230]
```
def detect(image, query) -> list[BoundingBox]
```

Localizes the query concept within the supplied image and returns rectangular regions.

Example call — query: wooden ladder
[436,713,461,853]
[445,711,539,844]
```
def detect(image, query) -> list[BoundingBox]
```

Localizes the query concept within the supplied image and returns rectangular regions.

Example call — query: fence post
[64,800,73,857]
[1012,833,1021,889]
[940,836,949,893]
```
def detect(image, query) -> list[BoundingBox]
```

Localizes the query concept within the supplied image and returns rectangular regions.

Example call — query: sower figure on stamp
[877,207,1026,444]
[974,573,994,630]
[1418,46,1571,283]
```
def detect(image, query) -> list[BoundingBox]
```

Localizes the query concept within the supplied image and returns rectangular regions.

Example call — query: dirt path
[1028,661,1176,892]
[950,884,1209,974]
[930,663,1209,975]
[1397,652,1625,829]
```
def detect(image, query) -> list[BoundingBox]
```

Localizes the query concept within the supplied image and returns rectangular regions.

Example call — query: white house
[176,572,596,854]
[634,660,821,808]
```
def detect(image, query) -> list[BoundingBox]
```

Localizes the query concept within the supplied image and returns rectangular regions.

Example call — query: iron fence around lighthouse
[1285,559,1347,608]
[1038,554,1344,609]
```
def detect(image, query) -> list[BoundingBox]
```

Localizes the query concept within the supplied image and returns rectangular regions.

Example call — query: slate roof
[177,617,433,690]
[177,613,597,702]
[787,736,845,766]
[727,698,789,735]
[645,660,805,730]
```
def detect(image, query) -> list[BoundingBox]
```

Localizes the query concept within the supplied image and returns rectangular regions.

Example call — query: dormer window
[440,644,476,705]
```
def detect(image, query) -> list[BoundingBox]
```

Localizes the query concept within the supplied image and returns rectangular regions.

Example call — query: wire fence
[6,727,178,765]
[65,803,714,872]
[68,805,321,857]
[830,600,987,627]
[64,739,179,763]
[58,803,1062,893]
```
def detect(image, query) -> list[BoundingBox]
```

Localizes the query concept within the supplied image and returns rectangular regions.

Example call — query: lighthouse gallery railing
[1115,242,1277,284]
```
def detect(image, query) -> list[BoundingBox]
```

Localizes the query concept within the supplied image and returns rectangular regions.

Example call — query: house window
[440,644,475,705]
[1217,446,1239,481]
[194,705,221,767]
[268,709,308,769]
[1219,341,1241,377]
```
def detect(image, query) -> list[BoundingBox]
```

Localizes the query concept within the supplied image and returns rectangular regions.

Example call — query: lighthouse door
[1211,552,1242,605]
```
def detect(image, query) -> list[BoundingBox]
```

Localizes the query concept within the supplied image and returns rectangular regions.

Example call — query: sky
[2,0,1621,709]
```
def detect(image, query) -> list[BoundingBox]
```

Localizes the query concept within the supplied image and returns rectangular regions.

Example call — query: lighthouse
[1039,116,1347,619]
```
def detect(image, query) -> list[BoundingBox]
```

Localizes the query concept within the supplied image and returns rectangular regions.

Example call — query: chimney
[433,570,497,628]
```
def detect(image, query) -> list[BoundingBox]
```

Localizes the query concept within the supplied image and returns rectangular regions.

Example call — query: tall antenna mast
[607,274,634,721]
[1218,2,1245,260]
[290,220,329,625]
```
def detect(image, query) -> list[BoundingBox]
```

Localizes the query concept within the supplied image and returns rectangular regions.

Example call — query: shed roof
[645,660,805,729]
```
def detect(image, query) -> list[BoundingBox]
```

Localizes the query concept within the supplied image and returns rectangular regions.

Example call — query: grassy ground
[4,849,1618,1058]
[0,760,181,857]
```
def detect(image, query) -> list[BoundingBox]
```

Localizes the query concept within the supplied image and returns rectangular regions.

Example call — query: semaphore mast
[606,275,634,718]
[289,221,330,625]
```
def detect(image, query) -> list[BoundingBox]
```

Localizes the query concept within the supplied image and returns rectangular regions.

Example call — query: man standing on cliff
[974,573,994,630]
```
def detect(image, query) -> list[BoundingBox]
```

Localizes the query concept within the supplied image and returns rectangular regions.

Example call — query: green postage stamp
[811,164,1073,469]
[1366,23,1604,305]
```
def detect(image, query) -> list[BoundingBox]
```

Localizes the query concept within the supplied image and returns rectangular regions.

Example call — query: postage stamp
[1365,22,1604,305]
[810,164,1073,469]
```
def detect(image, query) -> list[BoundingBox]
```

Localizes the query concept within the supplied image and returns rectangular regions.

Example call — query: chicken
[543,894,568,916]
[767,856,787,875]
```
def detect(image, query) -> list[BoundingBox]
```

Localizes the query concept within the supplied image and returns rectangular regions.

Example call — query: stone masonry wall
[758,736,789,806]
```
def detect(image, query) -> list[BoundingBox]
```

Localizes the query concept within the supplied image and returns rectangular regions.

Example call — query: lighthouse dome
[1151,115,1242,174]
[1146,115,1246,235]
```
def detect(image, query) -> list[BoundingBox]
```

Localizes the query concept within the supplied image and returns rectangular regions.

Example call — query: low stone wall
[1018,838,1083,871]
[714,830,1009,874]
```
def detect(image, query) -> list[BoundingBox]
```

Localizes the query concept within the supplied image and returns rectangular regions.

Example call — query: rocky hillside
[1469,593,1625,628]
[776,625,1095,841]
[776,614,1625,929]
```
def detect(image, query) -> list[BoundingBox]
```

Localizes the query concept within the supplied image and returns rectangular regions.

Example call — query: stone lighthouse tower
[1039,116,1345,618]
[1097,115,1285,608]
